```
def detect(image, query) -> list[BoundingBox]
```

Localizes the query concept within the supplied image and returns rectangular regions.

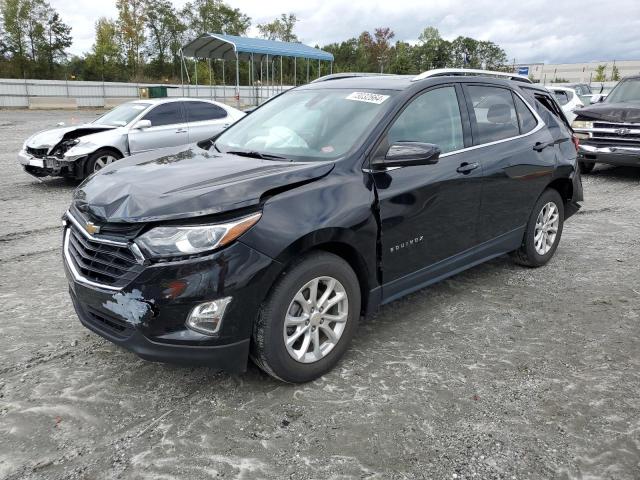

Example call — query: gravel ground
[0,109,639,480]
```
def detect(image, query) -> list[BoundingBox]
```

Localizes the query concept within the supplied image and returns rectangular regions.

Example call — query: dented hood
[26,124,117,151]
[73,144,334,223]
[575,102,640,123]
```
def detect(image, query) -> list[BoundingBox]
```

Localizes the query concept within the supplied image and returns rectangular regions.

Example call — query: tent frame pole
[294,57,297,86]
[235,51,240,108]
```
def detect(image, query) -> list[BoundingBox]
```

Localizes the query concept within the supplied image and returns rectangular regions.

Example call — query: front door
[128,101,189,154]
[371,85,483,301]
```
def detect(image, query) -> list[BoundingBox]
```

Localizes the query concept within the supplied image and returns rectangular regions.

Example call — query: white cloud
[50,0,640,63]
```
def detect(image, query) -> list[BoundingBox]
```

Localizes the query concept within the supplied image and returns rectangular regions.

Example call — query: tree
[611,64,620,81]
[257,13,297,42]
[116,0,146,78]
[181,0,250,37]
[40,8,71,75]
[144,0,184,78]
[389,41,414,74]
[82,17,125,81]
[594,64,607,82]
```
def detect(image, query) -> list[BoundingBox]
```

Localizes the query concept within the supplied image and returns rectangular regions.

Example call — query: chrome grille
[592,121,640,143]
[64,219,143,289]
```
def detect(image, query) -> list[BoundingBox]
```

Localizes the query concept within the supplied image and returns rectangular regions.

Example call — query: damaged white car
[18,98,245,180]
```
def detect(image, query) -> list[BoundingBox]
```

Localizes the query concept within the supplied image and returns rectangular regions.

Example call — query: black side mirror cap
[372,142,441,169]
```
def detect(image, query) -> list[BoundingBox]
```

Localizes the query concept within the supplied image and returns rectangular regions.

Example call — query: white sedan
[19,98,245,180]
[547,86,584,123]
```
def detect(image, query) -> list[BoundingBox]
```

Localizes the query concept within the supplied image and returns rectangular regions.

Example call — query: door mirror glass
[133,119,152,129]
[590,94,605,103]
[375,142,441,168]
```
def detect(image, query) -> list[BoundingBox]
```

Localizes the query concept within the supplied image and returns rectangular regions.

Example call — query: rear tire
[251,252,360,383]
[579,160,595,174]
[84,149,122,178]
[511,189,565,268]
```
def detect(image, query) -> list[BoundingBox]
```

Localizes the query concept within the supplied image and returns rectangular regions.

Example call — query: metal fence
[0,78,292,109]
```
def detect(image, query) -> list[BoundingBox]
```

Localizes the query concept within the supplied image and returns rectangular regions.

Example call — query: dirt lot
[0,109,639,480]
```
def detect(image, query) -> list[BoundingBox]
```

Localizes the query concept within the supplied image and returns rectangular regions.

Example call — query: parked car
[547,86,584,123]
[565,83,595,105]
[63,70,583,383]
[18,98,245,180]
[572,75,640,173]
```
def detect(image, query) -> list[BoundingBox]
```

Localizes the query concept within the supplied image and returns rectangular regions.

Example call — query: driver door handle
[456,162,479,174]
[175,128,187,133]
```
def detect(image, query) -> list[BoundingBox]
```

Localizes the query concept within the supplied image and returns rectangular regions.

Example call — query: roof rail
[412,68,533,84]
[311,72,399,83]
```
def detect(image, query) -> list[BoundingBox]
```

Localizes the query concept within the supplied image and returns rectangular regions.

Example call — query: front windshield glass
[94,102,150,126]
[215,88,396,161]
[606,79,640,104]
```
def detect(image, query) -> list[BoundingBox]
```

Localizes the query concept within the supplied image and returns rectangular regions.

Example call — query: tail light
[572,134,580,151]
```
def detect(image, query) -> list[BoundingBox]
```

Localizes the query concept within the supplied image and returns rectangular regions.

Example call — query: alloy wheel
[534,201,559,255]
[283,276,349,363]
[93,154,117,172]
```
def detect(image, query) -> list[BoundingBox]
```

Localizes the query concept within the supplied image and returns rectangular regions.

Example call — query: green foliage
[594,64,607,82]
[611,64,620,81]
[258,13,297,42]
[0,0,71,77]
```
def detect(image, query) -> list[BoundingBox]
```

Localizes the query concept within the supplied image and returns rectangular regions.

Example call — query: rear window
[467,85,520,145]
[514,95,538,134]
[552,90,571,106]
[185,101,228,122]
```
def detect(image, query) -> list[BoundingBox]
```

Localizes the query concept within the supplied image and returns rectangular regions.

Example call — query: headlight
[571,120,593,129]
[135,212,261,258]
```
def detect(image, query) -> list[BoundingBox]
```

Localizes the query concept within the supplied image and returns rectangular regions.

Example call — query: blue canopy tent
[180,33,335,106]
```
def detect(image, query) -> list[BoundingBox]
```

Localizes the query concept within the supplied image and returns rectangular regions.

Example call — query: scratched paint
[103,289,150,325]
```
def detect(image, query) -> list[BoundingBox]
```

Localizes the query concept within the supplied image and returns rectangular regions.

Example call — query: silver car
[18,98,245,180]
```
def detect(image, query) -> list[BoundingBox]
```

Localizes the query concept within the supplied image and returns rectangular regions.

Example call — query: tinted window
[185,101,228,122]
[514,95,538,134]
[553,90,570,105]
[388,86,464,154]
[467,85,520,144]
[143,102,184,127]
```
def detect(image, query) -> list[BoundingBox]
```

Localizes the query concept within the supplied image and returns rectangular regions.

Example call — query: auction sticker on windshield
[345,92,390,104]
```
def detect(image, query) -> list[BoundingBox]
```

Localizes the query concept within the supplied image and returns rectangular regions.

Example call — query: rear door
[184,101,231,143]
[128,101,188,154]
[461,83,557,244]
[371,84,483,299]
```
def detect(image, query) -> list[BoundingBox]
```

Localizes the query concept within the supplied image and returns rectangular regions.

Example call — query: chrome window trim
[63,228,123,292]
[439,89,545,158]
[363,87,546,170]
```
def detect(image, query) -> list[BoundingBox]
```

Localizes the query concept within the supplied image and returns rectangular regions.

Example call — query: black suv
[573,75,640,173]
[63,70,583,382]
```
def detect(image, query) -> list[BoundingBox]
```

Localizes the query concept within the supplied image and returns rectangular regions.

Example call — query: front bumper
[63,221,282,372]
[578,144,640,167]
[19,149,85,177]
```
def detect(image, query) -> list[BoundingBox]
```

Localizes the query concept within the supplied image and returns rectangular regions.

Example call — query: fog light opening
[186,297,232,335]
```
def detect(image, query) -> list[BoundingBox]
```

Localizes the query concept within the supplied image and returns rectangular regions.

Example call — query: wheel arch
[546,177,573,205]
[270,229,377,317]
[83,146,124,176]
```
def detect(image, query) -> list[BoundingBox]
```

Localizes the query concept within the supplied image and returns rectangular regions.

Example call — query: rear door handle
[456,162,479,174]
[533,141,552,152]
[176,128,187,133]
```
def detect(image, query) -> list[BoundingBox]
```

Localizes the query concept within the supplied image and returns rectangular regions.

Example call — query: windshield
[215,88,396,161]
[606,79,640,104]
[94,102,151,126]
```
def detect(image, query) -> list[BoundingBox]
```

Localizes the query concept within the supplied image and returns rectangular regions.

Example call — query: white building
[514,60,640,84]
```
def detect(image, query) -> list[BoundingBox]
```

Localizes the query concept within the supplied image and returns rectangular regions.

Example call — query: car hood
[26,124,118,151]
[574,102,640,123]
[73,144,335,223]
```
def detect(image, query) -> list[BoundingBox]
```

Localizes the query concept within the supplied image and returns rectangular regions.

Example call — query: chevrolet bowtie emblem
[84,222,100,235]
[615,128,631,136]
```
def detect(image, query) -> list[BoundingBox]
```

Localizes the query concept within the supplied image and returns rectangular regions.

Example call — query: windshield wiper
[226,149,287,160]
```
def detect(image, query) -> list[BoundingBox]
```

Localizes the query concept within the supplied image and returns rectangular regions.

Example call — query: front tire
[84,149,122,178]
[511,189,565,267]
[579,160,595,174]
[251,252,360,383]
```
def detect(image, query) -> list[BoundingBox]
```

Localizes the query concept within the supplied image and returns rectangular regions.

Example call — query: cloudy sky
[50,0,640,64]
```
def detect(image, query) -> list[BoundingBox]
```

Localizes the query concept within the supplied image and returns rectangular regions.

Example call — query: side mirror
[373,142,441,169]
[590,94,605,104]
[133,119,152,129]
